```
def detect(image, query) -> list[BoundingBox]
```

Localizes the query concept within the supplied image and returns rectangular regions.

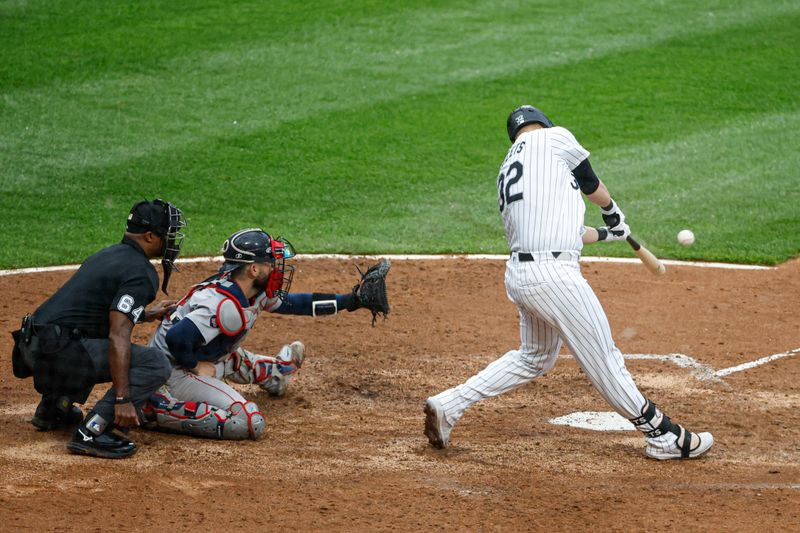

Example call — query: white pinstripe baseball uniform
[426,122,713,459]
[433,126,646,418]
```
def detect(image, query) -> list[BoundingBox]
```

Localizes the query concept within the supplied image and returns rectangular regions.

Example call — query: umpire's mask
[127,199,187,294]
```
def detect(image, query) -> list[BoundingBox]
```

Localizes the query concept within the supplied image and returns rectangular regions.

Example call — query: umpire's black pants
[81,339,171,423]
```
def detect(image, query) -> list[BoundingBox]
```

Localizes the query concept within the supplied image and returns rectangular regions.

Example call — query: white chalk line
[624,353,719,381]
[560,349,799,380]
[553,349,798,430]
[559,352,719,381]
[0,253,773,277]
[714,348,800,377]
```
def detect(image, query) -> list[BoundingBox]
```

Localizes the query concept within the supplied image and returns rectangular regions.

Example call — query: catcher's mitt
[350,258,391,326]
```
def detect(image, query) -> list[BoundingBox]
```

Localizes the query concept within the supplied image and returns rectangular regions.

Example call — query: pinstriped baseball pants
[433,255,646,425]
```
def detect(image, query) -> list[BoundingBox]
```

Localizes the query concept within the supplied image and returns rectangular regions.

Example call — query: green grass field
[1,0,798,267]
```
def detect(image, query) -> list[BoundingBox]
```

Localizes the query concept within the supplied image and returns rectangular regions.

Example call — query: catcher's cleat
[288,341,306,368]
[424,397,452,449]
[645,428,714,460]
[261,341,305,397]
[30,396,83,432]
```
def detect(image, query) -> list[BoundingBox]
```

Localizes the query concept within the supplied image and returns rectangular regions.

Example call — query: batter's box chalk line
[551,348,799,431]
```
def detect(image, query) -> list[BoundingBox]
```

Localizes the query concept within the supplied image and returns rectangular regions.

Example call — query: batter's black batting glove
[600,199,626,230]
[601,199,631,238]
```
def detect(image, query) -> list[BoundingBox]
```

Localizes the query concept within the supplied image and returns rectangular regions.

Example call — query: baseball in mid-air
[677,229,695,246]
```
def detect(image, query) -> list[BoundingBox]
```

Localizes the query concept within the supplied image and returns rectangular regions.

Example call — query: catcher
[141,228,389,440]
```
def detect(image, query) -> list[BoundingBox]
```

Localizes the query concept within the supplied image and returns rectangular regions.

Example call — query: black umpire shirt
[33,236,159,339]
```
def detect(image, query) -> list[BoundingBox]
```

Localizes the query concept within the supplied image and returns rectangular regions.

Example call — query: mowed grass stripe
[3,4,796,189]
[2,0,795,179]
[4,1,789,89]
[0,2,797,266]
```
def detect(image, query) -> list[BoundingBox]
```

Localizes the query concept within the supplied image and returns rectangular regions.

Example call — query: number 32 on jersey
[497,161,523,213]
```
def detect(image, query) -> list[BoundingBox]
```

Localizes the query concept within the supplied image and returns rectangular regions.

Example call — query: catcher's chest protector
[154,278,282,359]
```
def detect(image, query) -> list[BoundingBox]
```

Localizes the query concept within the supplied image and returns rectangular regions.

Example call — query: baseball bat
[626,236,666,276]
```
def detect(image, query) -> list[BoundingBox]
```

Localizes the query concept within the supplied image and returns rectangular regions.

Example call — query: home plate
[549,411,636,431]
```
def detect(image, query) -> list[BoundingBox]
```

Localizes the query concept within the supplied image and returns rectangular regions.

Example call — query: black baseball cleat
[67,426,137,459]
[30,396,84,431]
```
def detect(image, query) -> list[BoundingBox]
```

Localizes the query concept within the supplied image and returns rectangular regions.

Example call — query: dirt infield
[1,258,798,532]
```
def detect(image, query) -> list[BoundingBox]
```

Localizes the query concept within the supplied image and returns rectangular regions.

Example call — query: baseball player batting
[424,105,713,460]
[142,228,390,440]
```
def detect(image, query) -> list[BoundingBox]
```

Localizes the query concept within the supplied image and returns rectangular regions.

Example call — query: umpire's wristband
[114,396,132,404]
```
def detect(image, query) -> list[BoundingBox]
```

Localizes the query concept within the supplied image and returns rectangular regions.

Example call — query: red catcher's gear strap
[266,239,286,298]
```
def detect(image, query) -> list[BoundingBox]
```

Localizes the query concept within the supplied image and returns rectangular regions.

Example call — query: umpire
[11,199,186,459]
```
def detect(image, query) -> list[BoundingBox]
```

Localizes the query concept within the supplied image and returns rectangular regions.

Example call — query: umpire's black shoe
[67,426,137,459]
[30,396,83,431]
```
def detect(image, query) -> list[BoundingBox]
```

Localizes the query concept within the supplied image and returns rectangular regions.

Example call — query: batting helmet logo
[506,105,554,142]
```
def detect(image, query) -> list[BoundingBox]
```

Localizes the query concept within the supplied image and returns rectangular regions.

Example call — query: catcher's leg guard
[629,400,714,460]
[142,390,265,440]
[227,400,265,439]
[224,342,305,397]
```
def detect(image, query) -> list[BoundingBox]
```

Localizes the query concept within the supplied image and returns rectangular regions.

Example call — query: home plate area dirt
[1,258,798,531]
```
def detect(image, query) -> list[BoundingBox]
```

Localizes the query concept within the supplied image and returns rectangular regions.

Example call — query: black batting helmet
[506,105,554,142]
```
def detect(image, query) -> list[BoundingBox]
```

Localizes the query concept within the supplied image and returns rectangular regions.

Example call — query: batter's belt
[511,251,580,262]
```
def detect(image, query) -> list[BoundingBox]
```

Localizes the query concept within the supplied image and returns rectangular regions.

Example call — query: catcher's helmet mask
[506,105,554,142]
[127,198,186,294]
[220,228,295,298]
